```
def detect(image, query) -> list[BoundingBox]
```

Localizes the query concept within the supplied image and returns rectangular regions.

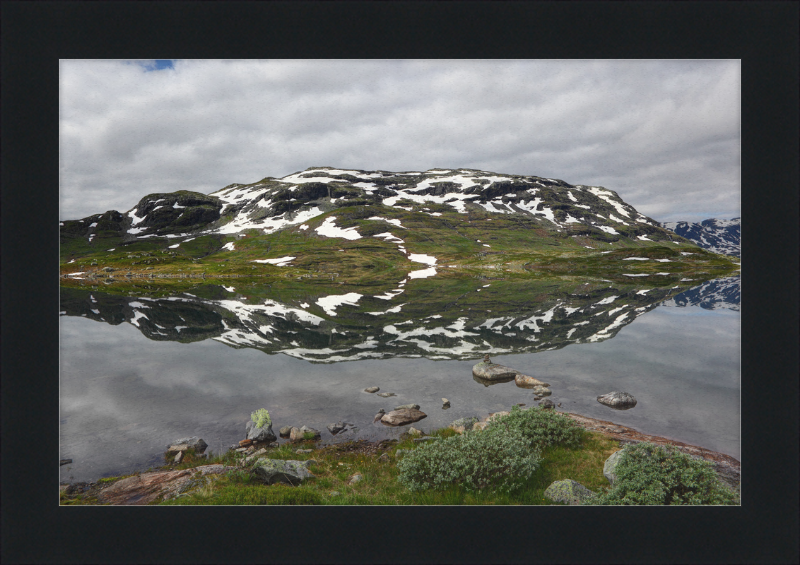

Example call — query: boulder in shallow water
[515,374,550,388]
[364,386,380,393]
[279,426,292,437]
[531,385,551,396]
[246,420,277,443]
[539,399,555,410]
[597,391,637,409]
[168,437,208,454]
[544,479,595,505]
[472,360,519,381]
[380,408,427,426]
[327,421,345,435]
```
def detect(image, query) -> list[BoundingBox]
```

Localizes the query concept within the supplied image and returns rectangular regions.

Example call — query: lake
[59,275,740,484]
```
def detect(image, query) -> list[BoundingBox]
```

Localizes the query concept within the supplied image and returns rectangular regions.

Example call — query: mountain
[60,167,738,286]
[661,218,740,257]
[660,274,740,311]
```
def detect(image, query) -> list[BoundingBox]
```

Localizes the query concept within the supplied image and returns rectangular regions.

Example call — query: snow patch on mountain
[662,218,740,257]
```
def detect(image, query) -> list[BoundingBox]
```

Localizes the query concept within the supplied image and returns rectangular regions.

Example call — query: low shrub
[586,442,739,505]
[250,408,271,428]
[491,406,585,449]
[396,424,541,493]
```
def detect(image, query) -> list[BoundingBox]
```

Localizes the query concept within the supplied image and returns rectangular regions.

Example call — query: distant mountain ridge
[661,218,740,257]
[62,166,685,244]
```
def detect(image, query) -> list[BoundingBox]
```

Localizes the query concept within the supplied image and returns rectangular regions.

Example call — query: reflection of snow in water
[316,293,363,316]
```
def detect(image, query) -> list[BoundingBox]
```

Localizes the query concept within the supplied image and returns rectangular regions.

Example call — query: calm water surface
[59,280,740,483]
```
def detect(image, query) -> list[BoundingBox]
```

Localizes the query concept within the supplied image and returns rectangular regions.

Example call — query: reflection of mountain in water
[660,275,740,311]
[61,280,696,362]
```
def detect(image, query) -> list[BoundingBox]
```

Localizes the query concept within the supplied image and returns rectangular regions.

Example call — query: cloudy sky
[59,59,740,223]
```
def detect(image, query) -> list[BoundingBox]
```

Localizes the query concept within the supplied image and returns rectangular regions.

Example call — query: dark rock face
[597,391,637,409]
[251,459,314,486]
[380,408,427,426]
[544,479,595,505]
[128,191,223,236]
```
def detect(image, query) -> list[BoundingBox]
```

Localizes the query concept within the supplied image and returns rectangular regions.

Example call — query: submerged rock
[544,479,595,505]
[376,392,396,398]
[251,459,315,486]
[394,403,420,411]
[597,391,637,409]
[380,408,427,426]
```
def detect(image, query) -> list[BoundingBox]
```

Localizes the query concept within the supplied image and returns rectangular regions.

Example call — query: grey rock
[251,459,315,486]
[394,403,420,411]
[174,451,183,464]
[364,386,380,393]
[597,391,637,409]
[296,449,313,454]
[408,426,423,437]
[531,385,551,396]
[376,392,396,398]
[330,490,341,496]
[539,399,555,409]
[373,413,385,423]
[169,437,208,453]
[449,416,479,433]
[246,420,277,443]
[515,374,551,388]
[442,398,450,408]
[603,450,624,485]
[378,453,389,462]
[290,425,321,442]
[327,421,345,434]
[472,360,519,381]
[544,479,596,505]
[380,408,427,426]
[279,426,292,437]
[395,449,410,458]
[348,474,363,485]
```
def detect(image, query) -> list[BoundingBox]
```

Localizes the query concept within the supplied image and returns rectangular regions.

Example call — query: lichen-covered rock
[472,360,519,381]
[448,416,479,433]
[514,374,551,388]
[380,408,427,426]
[246,420,277,443]
[603,450,624,485]
[544,479,595,505]
[251,459,315,486]
[597,391,637,409]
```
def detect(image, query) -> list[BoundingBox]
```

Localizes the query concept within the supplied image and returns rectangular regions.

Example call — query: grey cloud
[60,59,740,222]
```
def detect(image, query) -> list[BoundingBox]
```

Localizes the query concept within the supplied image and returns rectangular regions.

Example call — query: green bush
[250,408,271,428]
[586,442,739,505]
[396,424,541,493]
[491,405,585,449]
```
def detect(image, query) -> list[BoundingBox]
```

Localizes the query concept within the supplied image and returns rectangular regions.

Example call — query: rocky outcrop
[597,391,637,409]
[380,408,427,426]
[246,420,277,442]
[563,412,741,489]
[544,479,595,505]
[96,464,235,505]
[251,459,315,486]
